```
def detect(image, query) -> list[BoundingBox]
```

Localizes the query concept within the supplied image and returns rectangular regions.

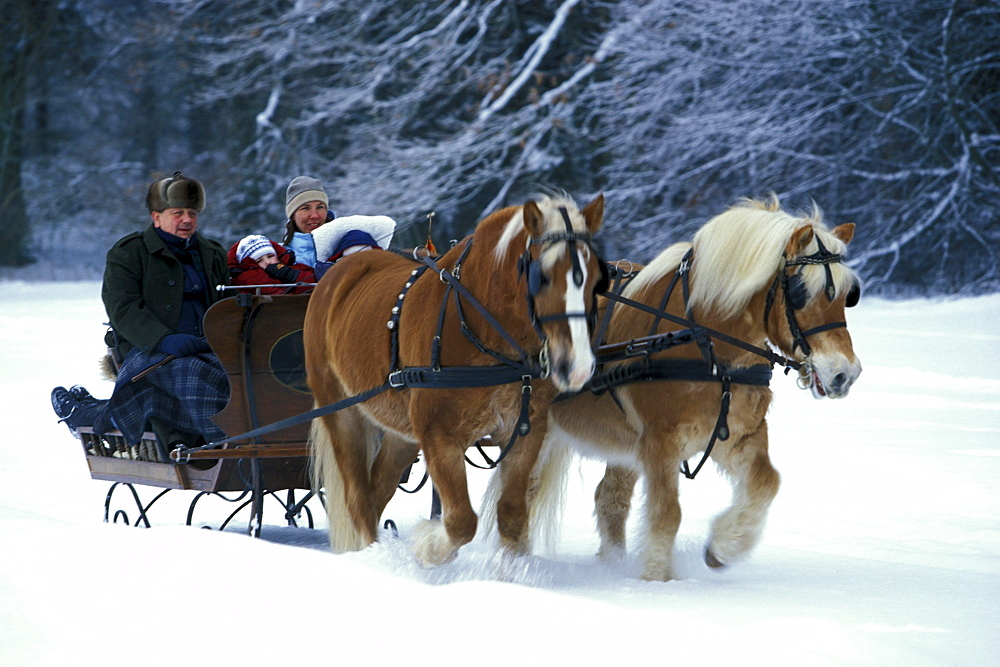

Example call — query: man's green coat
[102,224,228,356]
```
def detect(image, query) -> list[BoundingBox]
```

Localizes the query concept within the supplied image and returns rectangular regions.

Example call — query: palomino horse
[498,195,861,581]
[304,193,605,566]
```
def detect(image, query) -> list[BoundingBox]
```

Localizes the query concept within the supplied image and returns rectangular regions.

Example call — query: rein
[597,288,802,372]
[175,380,394,461]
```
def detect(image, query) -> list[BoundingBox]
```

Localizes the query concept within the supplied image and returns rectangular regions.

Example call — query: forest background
[2,0,997,295]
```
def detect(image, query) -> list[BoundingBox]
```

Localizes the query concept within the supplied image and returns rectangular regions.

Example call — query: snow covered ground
[1,281,997,665]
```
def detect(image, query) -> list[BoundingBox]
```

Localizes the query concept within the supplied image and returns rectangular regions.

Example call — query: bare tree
[184,0,613,241]
[14,0,998,292]
[572,0,1000,292]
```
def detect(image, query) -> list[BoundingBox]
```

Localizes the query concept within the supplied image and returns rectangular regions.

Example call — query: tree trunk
[0,1,31,266]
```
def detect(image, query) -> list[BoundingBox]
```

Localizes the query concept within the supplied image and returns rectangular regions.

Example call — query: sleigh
[76,292,321,536]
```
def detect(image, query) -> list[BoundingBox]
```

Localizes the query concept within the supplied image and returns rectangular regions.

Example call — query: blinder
[785,272,809,311]
[594,259,611,295]
[519,255,549,297]
[845,281,861,308]
[784,269,861,311]
[782,236,861,310]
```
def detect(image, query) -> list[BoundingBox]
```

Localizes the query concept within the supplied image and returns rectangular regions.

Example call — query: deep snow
[1,282,997,665]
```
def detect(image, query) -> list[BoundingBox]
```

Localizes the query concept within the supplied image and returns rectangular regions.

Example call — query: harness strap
[800,321,847,339]
[389,364,541,389]
[680,375,732,480]
[463,376,534,470]
[451,287,532,370]
[600,291,801,371]
[587,359,771,395]
[389,265,432,372]
[592,263,625,346]
[430,239,474,370]
[422,253,535,370]
[558,206,585,288]
[646,250,689,337]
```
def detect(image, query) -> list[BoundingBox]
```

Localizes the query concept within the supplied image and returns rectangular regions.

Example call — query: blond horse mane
[625,195,857,320]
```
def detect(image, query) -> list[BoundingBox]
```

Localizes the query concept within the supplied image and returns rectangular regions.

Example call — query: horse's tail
[527,435,573,554]
[309,415,372,553]
[477,434,573,555]
[477,467,500,544]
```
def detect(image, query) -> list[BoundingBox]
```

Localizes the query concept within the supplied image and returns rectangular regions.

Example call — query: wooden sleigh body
[77,293,321,536]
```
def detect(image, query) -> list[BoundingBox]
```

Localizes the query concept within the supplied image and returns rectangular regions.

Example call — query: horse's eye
[845,282,861,308]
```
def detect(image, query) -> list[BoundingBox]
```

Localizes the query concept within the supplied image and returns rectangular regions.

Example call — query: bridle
[763,235,860,388]
[517,206,608,343]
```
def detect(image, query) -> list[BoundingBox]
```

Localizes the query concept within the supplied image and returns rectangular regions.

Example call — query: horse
[304,193,606,566]
[487,195,861,581]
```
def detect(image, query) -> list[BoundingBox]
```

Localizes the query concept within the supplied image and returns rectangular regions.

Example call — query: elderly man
[52,172,230,460]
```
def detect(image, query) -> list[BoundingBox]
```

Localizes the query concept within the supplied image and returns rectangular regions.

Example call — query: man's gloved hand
[264,263,301,283]
[157,333,204,357]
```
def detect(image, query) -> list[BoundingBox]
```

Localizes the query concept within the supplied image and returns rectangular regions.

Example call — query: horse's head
[768,221,862,399]
[517,193,606,392]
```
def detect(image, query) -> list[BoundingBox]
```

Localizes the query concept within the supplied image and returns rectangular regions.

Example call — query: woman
[281,176,333,267]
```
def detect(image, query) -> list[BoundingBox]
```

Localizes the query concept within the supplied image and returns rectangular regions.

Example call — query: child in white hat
[228,234,316,295]
[236,234,279,268]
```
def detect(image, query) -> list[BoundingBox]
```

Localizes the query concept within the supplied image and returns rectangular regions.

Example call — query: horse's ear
[789,225,814,255]
[831,222,855,245]
[522,200,544,238]
[581,193,605,235]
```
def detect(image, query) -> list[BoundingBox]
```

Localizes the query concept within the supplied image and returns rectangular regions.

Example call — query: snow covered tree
[12,0,999,293]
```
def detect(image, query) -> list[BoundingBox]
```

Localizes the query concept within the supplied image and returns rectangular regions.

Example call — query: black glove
[157,333,204,357]
[264,263,301,283]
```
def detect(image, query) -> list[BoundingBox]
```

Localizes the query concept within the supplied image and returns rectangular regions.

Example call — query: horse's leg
[411,436,477,566]
[594,464,639,561]
[494,428,548,556]
[370,432,420,519]
[705,418,780,569]
[639,434,683,581]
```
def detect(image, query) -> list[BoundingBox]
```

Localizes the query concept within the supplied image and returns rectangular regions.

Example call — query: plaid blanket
[108,349,230,446]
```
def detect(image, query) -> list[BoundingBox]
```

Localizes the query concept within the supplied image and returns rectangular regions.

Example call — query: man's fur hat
[145,171,206,213]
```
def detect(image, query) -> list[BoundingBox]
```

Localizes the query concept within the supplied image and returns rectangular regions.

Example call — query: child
[228,234,316,294]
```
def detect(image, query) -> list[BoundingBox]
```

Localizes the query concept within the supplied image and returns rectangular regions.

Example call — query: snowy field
[1,281,997,665]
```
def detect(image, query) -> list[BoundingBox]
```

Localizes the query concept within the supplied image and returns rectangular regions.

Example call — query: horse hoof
[596,545,627,563]
[704,547,727,570]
